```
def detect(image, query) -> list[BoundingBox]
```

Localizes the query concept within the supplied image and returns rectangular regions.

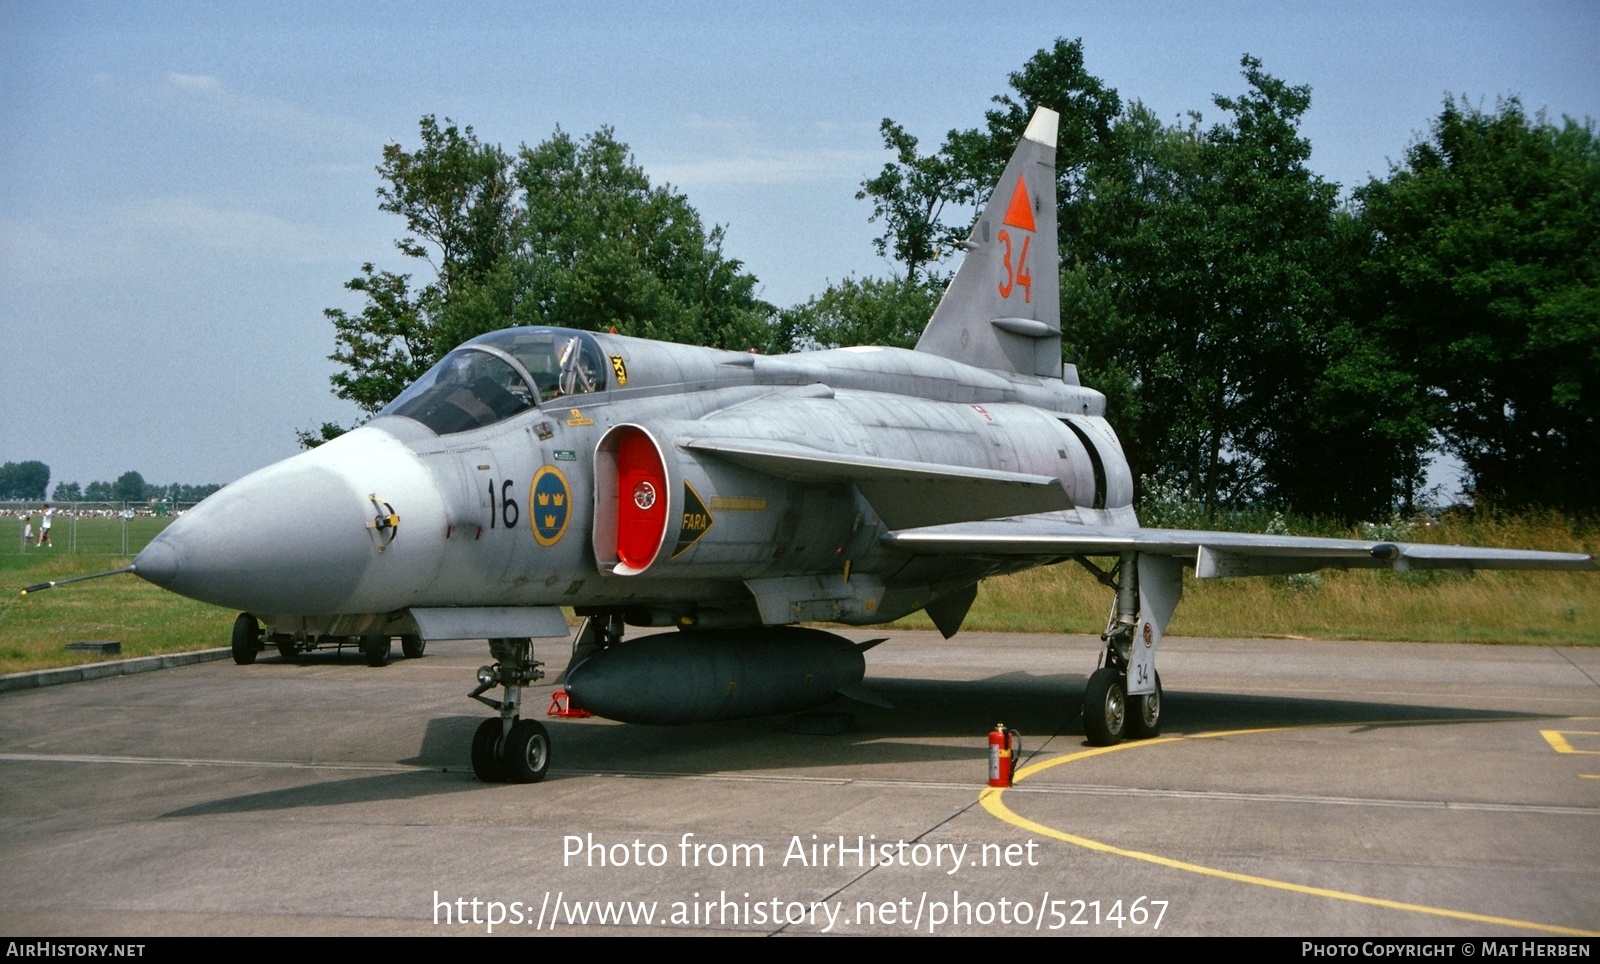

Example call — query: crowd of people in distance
[8,505,179,520]
[9,501,189,550]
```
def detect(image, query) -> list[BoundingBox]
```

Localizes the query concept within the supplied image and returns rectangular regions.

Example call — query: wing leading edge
[883,518,1597,578]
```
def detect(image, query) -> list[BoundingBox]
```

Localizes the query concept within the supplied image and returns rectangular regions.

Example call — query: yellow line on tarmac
[1541,729,1600,754]
[980,721,1600,938]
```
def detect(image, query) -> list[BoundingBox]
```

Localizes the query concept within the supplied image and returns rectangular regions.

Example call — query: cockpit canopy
[378,327,607,435]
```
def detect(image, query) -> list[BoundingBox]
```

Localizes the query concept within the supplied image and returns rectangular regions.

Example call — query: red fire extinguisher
[988,723,1021,788]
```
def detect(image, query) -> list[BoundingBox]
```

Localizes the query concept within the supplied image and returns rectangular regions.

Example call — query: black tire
[1126,672,1163,740]
[503,719,551,784]
[1083,667,1127,746]
[401,635,426,659]
[471,718,507,783]
[275,637,298,660]
[231,613,259,666]
[361,634,391,667]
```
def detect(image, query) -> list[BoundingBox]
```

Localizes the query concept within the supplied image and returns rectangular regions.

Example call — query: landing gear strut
[468,637,549,783]
[1076,552,1180,746]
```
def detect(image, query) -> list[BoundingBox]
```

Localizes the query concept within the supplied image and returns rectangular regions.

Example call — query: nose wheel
[472,718,551,783]
[468,637,549,783]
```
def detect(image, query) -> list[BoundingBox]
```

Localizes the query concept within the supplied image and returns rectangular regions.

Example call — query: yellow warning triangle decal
[671,482,714,558]
[1002,175,1036,232]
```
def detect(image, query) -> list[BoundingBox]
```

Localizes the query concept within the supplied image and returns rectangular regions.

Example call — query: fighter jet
[111,107,1592,782]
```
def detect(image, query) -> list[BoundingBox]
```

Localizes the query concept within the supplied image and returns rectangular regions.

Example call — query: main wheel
[231,613,260,665]
[401,635,426,659]
[503,719,551,784]
[1083,667,1127,746]
[361,634,391,667]
[1126,672,1163,740]
[471,718,507,783]
[275,636,298,660]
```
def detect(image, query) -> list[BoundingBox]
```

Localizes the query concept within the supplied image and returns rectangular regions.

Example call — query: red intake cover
[615,427,668,570]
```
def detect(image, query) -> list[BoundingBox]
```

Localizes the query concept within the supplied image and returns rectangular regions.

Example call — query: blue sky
[2,1,1596,492]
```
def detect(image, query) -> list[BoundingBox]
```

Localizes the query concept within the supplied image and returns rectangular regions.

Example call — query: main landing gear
[1075,552,1181,747]
[1082,646,1164,746]
[468,636,549,783]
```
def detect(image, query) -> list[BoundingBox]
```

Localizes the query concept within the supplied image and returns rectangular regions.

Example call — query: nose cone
[136,462,376,613]
[135,427,445,615]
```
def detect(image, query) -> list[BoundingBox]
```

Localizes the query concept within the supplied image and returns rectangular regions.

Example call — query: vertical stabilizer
[915,108,1060,379]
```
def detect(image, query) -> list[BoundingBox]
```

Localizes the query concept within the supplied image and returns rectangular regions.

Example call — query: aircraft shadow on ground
[159,769,477,818]
[158,671,1555,817]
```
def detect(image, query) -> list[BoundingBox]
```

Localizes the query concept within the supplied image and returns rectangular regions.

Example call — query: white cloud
[166,72,222,91]
[647,114,882,188]
[0,217,76,286]
[156,71,372,151]
[650,148,881,187]
[0,199,358,288]
[122,197,340,262]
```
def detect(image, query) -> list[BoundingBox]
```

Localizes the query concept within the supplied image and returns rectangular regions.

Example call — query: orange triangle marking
[1002,175,1036,232]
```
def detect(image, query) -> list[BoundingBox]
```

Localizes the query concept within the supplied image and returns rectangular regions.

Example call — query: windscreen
[379,348,537,435]
[377,328,607,435]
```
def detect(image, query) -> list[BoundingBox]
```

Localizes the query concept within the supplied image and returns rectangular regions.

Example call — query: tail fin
[914,107,1060,379]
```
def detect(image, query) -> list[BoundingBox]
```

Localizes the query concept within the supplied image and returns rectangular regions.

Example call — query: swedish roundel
[530,466,571,546]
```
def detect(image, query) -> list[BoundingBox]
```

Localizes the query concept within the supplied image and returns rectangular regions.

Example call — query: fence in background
[1,501,204,557]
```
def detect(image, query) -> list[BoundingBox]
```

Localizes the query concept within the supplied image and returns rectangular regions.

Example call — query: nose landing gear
[469,637,549,783]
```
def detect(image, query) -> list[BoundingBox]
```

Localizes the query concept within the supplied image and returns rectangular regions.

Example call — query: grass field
[0,515,236,674]
[1,510,1596,676]
[888,511,1600,644]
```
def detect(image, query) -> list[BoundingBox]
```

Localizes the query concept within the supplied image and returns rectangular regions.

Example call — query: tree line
[317,38,1598,521]
[0,462,220,505]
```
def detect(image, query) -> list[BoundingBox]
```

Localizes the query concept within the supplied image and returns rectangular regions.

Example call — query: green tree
[175,483,222,503]
[112,471,146,504]
[377,115,520,289]
[857,38,1121,283]
[1355,98,1600,510]
[316,119,776,436]
[323,117,518,419]
[513,127,775,350]
[51,481,83,502]
[0,461,50,500]
[1265,212,1432,518]
[1061,57,1420,519]
[847,42,1456,519]
[325,263,437,417]
[843,45,1440,519]
[856,122,964,285]
[778,276,944,350]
